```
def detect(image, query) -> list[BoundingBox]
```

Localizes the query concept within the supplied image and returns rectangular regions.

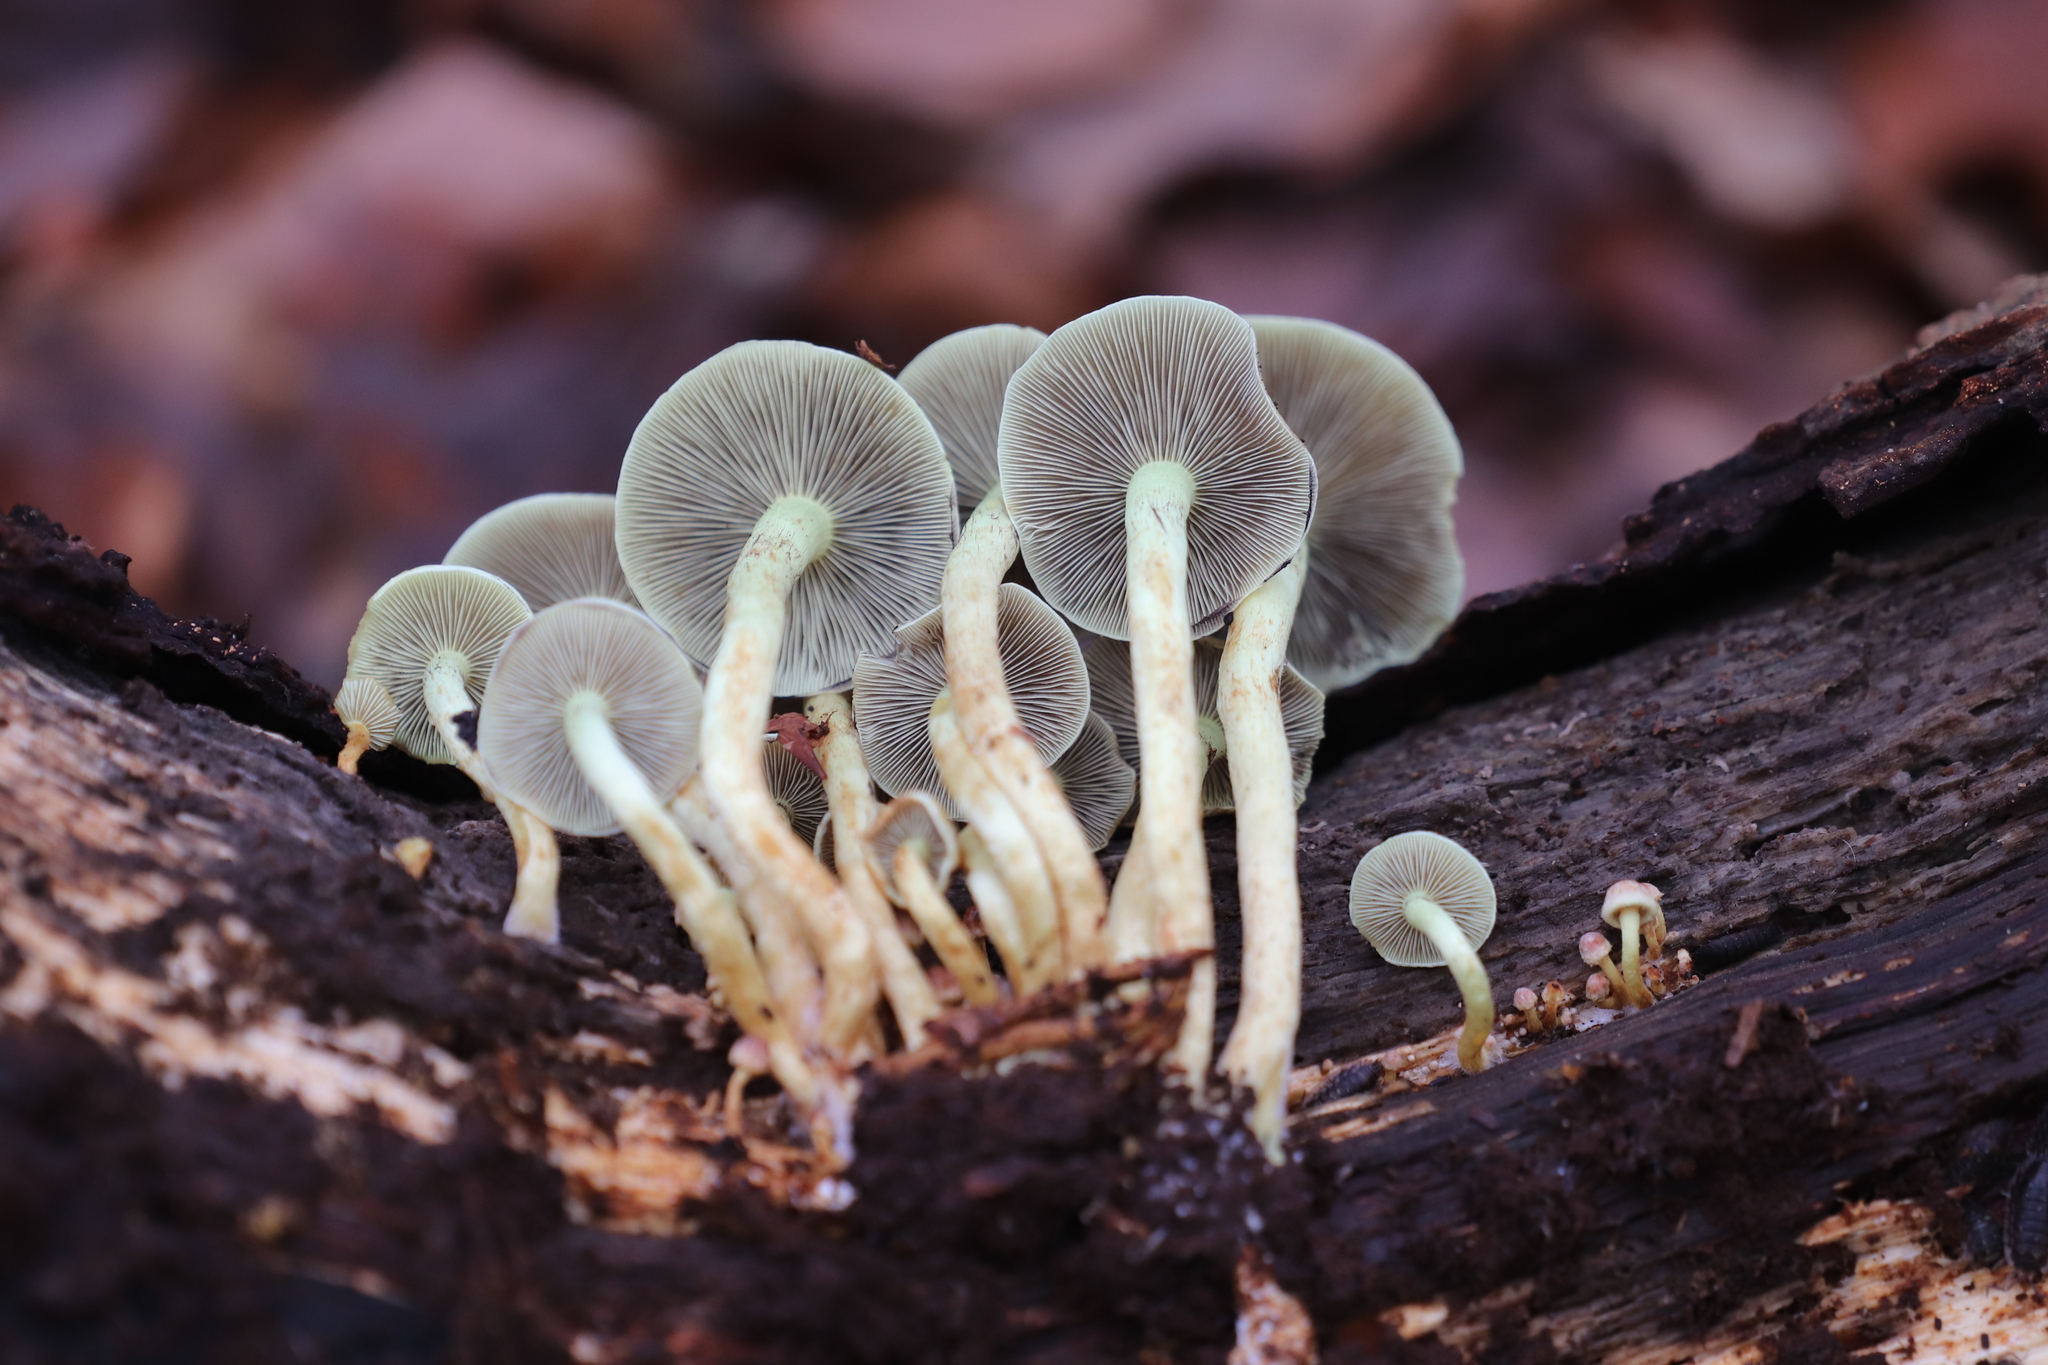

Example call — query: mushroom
[1244,316,1464,692]
[1000,297,1316,1080]
[616,340,954,1053]
[866,792,999,1007]
[1512,986,1541,1036]
[443,492,639,612]
[475,597,829,1132]
[1085,636,1324,815]
[1348,831,1499,1073]
[333,676,399,776]
[1541,980,1571,1033]
[345,565,561,942]
[1048,713,1135,852]
[763,732,830,850]
[905,323,1111,971]
[802,691,942,1046]
[1601,880,1664,1008]
[1579,930,1630,1006]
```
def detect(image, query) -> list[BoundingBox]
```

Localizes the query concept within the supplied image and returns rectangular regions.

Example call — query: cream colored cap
[444,492,638,612]
[865,791,958,906]
[345,565,532,764]
[897,323,1046,513]
[334,677,401,752]
[1348,831,1496,968]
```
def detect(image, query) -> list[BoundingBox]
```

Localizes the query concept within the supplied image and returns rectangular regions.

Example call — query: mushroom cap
[444,492,639,613]
[1578,930,1614,965]
[897,323,1046,513]
[476,598,704,837]
[615,339,959,695]
[1600,879,1663,927]
[1246,317,1464,691]
[333,677,401,751]
[1512,986,1539,1012]
[1049,711,1136,850]
[997,295,1317,640]
[764,736,829,848]
[866,791,959,904]
[1348,830,1496,968]
[852,582,1089,817]
[1085,634,1323,812]
[345,565,533,764]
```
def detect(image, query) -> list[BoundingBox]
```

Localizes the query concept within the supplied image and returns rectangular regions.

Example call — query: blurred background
[0,0,2041,685]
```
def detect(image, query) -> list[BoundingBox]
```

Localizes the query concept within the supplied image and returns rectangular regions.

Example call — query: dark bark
[8,280,2048,1362]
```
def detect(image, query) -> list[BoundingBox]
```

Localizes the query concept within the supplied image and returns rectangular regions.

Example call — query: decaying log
[8,281,2048,1363]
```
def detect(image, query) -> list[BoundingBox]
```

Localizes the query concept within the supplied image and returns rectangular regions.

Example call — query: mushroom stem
[1402,890,1495,1073]
[943,494,1108,969]
[1103,824,1156,962]
[958,827,1030,988]
[927,691,1060,992]
[560,691,824,1120]
[699,496,877,1055]
[1123,460,1215,1081]
[804,693,941,1045]
[421,654,561,943]
[1617,906,1650,1007]
[892,843,1000,1006]
[1216,555,1307,1164]
[338,721,373,775]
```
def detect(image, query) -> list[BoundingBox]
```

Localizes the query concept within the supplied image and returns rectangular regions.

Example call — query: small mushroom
[1000,295,1316,1082]
[1601,880,1664,1007]
[905,323,1109,973]
[345,565,560,941]
[1512,986,1541,1036]
[443,492,639,612]
[1349,831,1499,1073]
[333,677,399,776]
[1584,971,1613,1006]
[618,340,955,1052]
[866,792,999,1007]
[1579,930,1630,1006]
[476,598,828,1129]
[1048,713,1135,852]
[1541,980,1571,1033]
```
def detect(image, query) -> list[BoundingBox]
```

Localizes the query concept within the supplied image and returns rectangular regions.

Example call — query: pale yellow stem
[338,722,372,775]
[1104,822,1155,962]
[805,693,941,1046]
[928,691,1060,993]
[944,494,1108,970]
[699,497,876,1055]
[1216,556,1306,1163]
[501,817,562,943]
[893,844,1000,1007]
[1406,891,1495,1074]
[1123,461,1213,1081]
[958,827,1030,988]
[1618,907,1650,1007]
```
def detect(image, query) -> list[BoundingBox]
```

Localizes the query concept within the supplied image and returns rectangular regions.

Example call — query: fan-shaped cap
[616,339,958,695]
[765,737,829,848]
[444,492,638,612]
[1085,636,1323,811]
[345,565,532,764]
[1049,712,1135,850]
[1348,831,1496,968]
[866,791,958,904]
[897,323,1046,513]
[852,583,1088,817]
[1247,317,1463,691]
[476,598,704,837]
[1601,879,1663,927]
[334,677,401,751]
[997,295,1316,640]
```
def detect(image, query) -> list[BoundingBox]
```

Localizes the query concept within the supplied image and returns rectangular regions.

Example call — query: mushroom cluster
[331,298,1466,1166]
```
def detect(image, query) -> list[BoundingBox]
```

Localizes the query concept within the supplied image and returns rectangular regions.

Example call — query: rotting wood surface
[7,283,2048,1361]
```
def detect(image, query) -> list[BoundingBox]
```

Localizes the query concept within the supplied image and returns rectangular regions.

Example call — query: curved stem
[1618,907,1649,1007]
[338,722,372,776]
[1404,891,1495,1074]
[700,497,876,1055]
[1103,822,1155,963]
[958,827,1029,990]
[928,691,1059,993]
[563,692,827,1125]
[501,816,561,943]
[944,494,1108,970]
[893,844,1000,1007]
[1124,461,1213,1081]
[805,693,941,1046]
[1216,556,1306,1163]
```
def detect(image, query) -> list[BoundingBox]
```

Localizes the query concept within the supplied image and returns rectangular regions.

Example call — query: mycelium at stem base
[420,656,561,942]
[699,496,877,1054]
[1404,890,1495,1074]
[560,691,829,1128]
[943,494,1107,970]
[1121,459,1215,1083]
[1216,556,1307,1163]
